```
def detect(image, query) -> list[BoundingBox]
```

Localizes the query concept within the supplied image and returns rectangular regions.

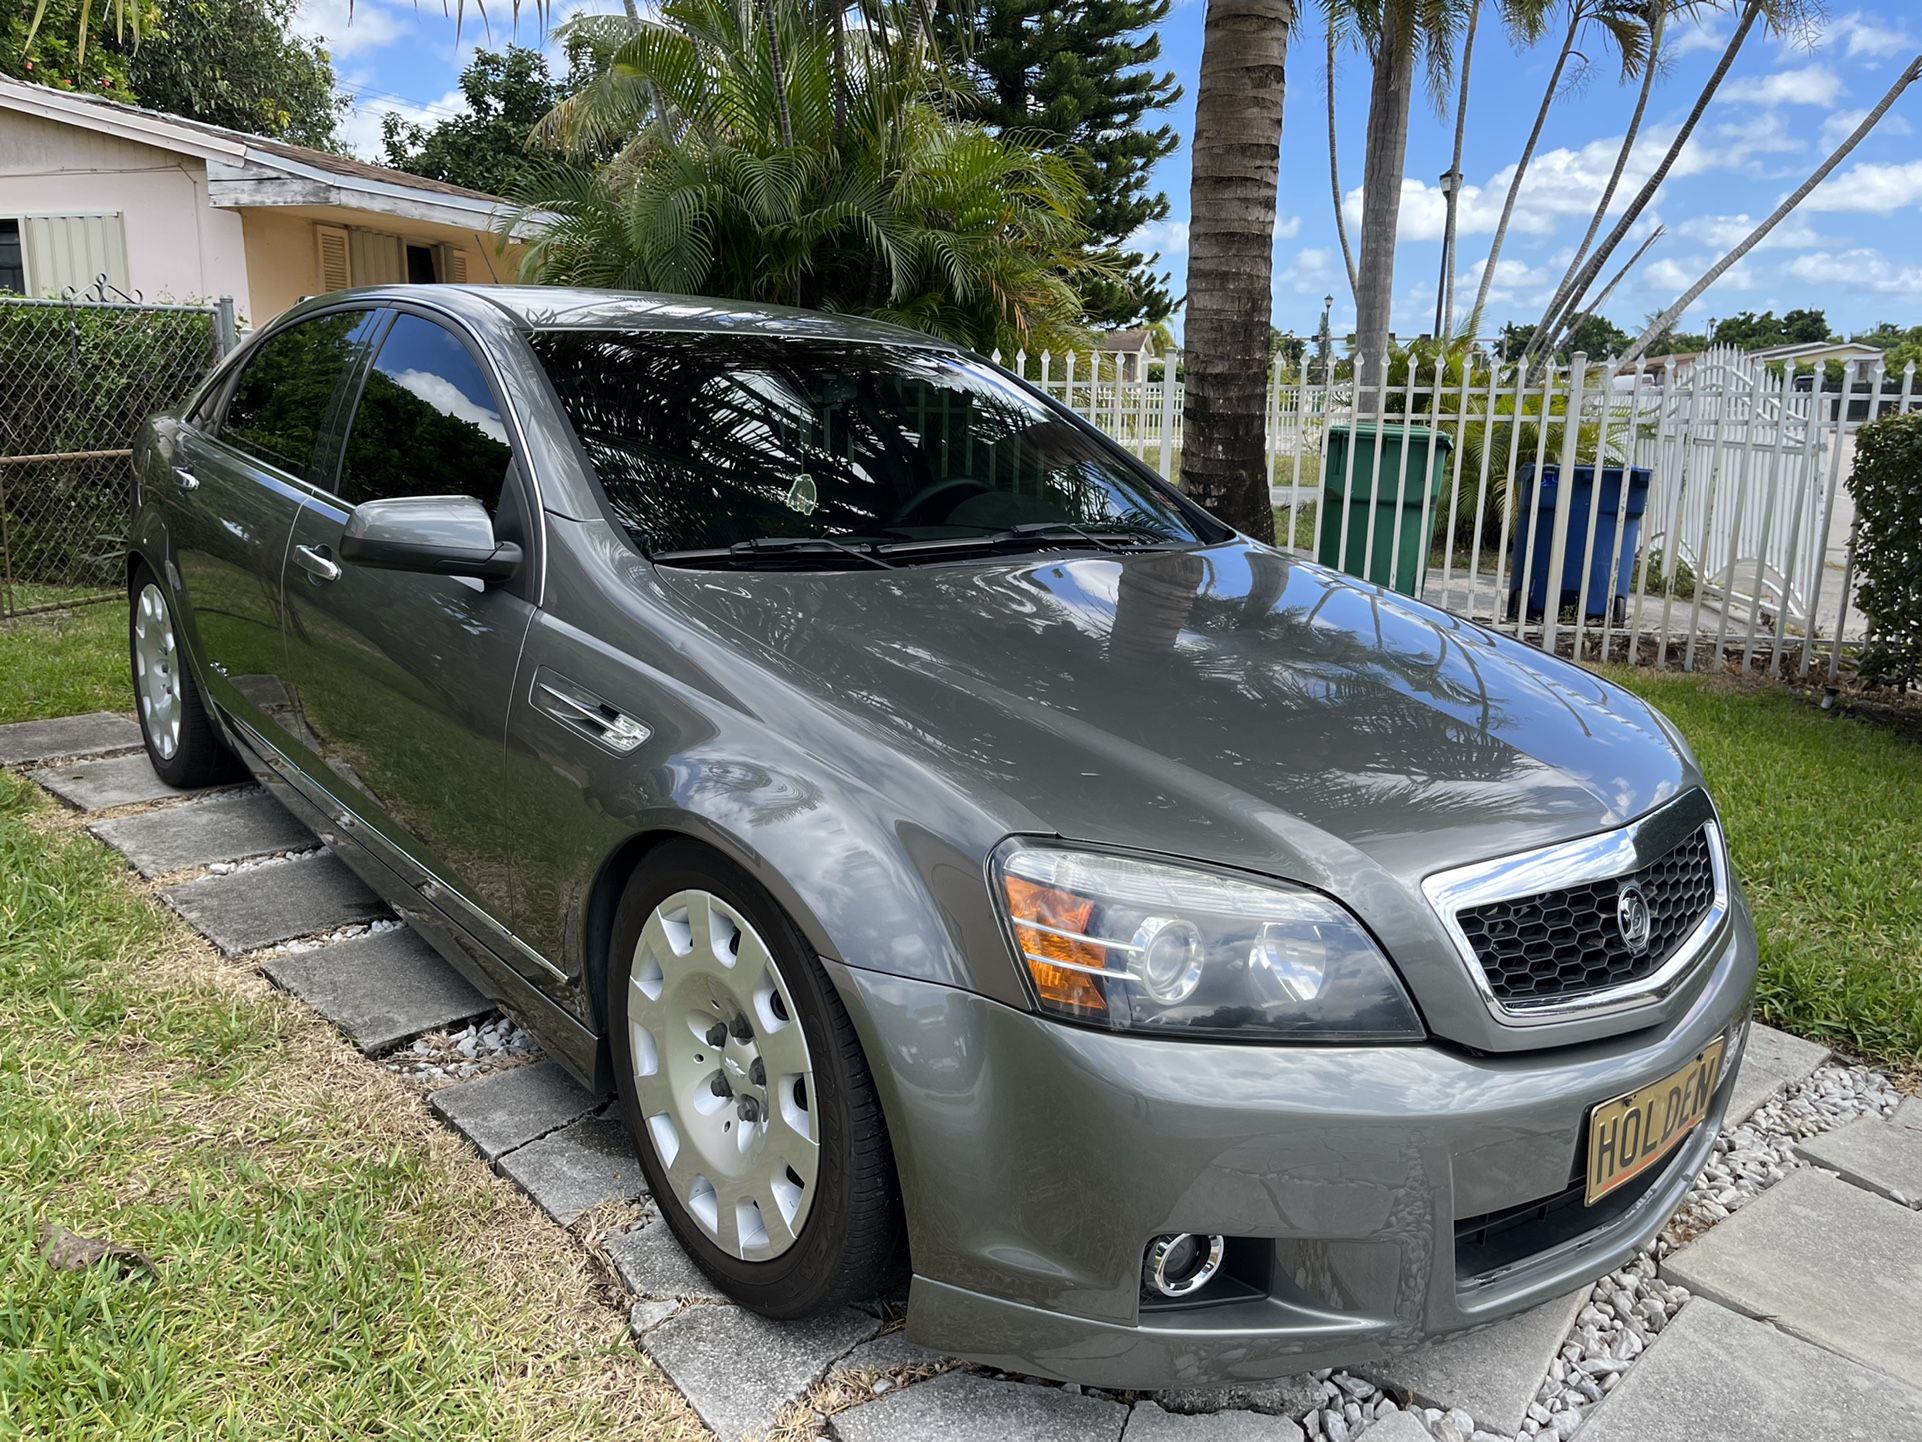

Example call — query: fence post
[1541,353,1589,657]
[1158,348,1178,481]
[215,295,237,356]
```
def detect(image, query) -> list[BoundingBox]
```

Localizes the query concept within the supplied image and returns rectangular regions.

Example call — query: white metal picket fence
[1000,343,1920,679]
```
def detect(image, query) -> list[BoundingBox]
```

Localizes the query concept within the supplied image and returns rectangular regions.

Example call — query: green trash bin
[1317,423,1454,596]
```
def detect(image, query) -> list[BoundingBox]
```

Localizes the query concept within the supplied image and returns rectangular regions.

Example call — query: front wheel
[130,562,238,789]
[606,842,902,1317]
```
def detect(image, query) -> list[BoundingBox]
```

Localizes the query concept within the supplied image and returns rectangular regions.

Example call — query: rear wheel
[606,842,902,1317]
[130,562,237,789]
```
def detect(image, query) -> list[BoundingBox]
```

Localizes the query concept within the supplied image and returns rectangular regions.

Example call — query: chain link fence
[0,288,236,618]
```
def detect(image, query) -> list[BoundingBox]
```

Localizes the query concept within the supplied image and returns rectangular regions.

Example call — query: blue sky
[294,2,1922,343]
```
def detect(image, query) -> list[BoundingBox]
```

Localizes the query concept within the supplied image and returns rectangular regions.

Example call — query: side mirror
[339,495,522,581]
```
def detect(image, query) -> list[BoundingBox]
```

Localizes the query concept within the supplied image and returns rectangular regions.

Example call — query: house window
[0,220,25,294]
[405,243,439,284]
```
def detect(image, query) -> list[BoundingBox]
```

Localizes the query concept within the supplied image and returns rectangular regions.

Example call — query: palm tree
[1436,0,1481,337]
[1329,0,1479,390]
[1623,52,1922,366]
[1463,0,1649,340]
[1181,0,1297,542]
[1327,17,1360,299]
[1530,0,1811,358]
[1526,0,1671,359]
[511,0,1093,355]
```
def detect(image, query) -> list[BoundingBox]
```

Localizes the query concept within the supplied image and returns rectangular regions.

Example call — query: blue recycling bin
[1506,464,1653,624]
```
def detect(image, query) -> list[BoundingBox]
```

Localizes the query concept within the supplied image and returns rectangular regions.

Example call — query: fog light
[1143,1232,1225,1298]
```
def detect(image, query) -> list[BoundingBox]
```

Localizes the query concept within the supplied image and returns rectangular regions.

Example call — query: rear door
[165,308,378,748]
[278,309,540,950]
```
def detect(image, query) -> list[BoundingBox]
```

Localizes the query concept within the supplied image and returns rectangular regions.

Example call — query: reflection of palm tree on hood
[655,541,1686,876]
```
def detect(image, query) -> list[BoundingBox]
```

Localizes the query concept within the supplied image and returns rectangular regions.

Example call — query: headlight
[992,843,1424,1041]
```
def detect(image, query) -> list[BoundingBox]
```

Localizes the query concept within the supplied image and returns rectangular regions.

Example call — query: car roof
[302,284,961,350]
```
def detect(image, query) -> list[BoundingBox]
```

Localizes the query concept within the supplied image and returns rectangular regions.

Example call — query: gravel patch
[259,916,406,957]
[204,845,321,875]
[384,1012,541,1082]
[1349,1059,1904,1442]
[1659,1061,1901,1250]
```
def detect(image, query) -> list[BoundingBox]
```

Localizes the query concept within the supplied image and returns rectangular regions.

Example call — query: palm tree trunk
[1464,7,1578,336]
[1529,5,1662,361]
[1183,0,1295,542]
[622,0,640,21]
[1328,19,1359,300]
[1438,0,1480,338]
[832,4,848,142]
[1539,0,1761,352]
[1354,6,1415,391]
[1623,55,1922,367]
[763,5,796,148]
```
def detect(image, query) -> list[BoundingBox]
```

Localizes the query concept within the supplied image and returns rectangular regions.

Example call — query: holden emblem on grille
[1617,881,1653,954]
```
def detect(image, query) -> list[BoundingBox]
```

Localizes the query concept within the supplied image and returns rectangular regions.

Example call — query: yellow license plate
[1584,1039,1725,1205]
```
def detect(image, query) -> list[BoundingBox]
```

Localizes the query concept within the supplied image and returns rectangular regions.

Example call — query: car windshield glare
[528,329,1211,561]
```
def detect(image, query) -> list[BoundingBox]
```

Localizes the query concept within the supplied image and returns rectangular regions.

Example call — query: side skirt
[225,723,609,1092]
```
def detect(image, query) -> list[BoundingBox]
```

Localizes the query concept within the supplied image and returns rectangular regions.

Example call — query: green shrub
[0,302,216,588]
[1847,409,1922,688]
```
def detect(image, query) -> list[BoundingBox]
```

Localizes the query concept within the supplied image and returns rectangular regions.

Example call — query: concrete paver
[1664,1168,1922,1388]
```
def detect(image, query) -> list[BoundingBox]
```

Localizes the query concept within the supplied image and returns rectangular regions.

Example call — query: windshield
[528,330,1213,562]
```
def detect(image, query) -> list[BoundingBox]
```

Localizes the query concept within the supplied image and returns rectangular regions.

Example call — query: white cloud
[1806,158,1922,212]
[1272,247,1345,302]
[392,368,508,440]
[1455,256,1556,309]
[1819,107,1913,149]
[1723,66,1844,107]
[336,86,470,162]
[1275,214,1303,241]
[1786,248,1922,295]
[1674,213,1833,252]
[292,0,411,59]
[1129,219,1190,258]
[1825,13,1914,61]
[1672,16,1732,58]
[1643,254,1759,297]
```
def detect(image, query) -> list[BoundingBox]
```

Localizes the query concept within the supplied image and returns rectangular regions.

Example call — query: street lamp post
[1434,167,1463,341]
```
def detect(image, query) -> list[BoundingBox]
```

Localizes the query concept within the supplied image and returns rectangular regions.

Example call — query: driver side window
[336,314,513,513]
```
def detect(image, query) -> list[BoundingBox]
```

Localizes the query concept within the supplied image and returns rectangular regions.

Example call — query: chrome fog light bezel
[1143,1232,1225,1298]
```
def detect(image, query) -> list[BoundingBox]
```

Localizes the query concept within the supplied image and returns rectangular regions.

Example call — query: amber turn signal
[1003,875,1109,1013]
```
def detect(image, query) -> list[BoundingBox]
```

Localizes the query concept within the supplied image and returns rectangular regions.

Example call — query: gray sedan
[129,285,1756,1387]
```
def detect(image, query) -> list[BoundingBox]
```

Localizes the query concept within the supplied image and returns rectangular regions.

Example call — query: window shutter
[315,224,352,293]
[348,228,405,285]
[439,245,469,283]
[20,213,128,297]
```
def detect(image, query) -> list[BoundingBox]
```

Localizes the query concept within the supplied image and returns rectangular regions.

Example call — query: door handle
[293,544,341,582]
[173,467,199,491]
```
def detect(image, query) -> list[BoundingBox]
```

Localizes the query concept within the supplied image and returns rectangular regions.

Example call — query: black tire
[129,560,239,789]
[605,841,903,1318]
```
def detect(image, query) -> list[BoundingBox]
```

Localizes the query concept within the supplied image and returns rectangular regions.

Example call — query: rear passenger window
[220,311,369,476]
[336,314,512,513]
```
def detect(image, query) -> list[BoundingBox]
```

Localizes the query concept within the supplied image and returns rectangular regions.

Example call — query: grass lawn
[1603,669,1922,1069]
[0,602,128,725]
[0,767,699,1438]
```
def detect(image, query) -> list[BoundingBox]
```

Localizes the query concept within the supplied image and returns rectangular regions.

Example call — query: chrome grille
[1456,827,1717,1005]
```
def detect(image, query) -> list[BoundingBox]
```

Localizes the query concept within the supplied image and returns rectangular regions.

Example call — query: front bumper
[828,903,1758,1389]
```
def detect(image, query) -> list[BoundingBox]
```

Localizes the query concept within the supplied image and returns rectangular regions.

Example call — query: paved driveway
[8,709,1919,1442]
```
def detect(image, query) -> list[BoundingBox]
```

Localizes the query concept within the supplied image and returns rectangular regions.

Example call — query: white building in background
[0,76,538,323]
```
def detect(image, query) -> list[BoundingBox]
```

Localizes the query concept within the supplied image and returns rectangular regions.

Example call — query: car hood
[656,541,1692,889]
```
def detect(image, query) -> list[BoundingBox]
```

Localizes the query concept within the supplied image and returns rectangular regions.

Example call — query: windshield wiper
[650,536,898,570]
[874,521,1178,560]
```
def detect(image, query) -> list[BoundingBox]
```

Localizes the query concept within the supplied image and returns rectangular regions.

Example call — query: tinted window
[528,331,1205,556]
[221,311,368,476]
[337,314,511,511]
[0,219,23,294]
